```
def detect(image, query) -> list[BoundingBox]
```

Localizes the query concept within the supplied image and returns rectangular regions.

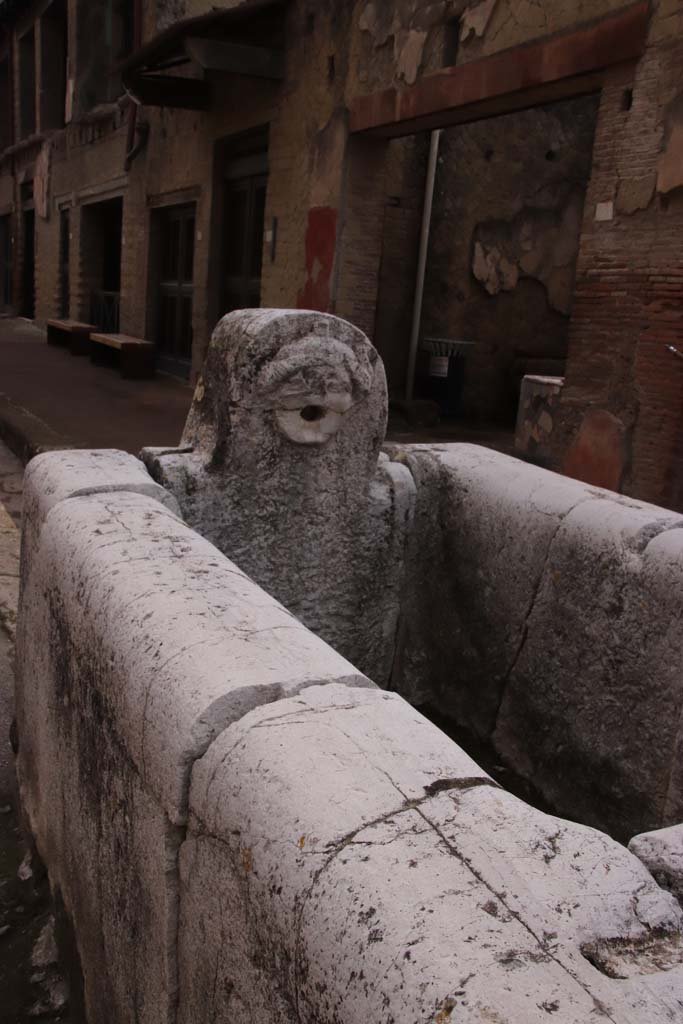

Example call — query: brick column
[555,12,683,510]
[333,134,389,342]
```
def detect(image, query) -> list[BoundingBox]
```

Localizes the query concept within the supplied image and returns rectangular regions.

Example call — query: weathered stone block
[386,443,683,839]
[21,448,180,570]
[515,373,565,464]
[180,684,683,1023]
[143,309,415,686]
[630,824,683,907]
[385,443,592,718]
[494,497,683,838]
[17,468,371,1024]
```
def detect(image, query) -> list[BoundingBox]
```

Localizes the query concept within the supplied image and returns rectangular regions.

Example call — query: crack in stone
[411,804,621,1024]
[492,494,604,731]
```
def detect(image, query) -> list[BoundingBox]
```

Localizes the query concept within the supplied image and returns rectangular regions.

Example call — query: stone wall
[387,441,683,841]
[16,446,683,1023]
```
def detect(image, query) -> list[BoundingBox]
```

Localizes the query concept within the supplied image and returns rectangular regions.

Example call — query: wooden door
[222,172,266,314]
[156,203,195,376]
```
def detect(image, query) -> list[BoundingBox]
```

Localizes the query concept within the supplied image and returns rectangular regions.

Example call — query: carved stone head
[182,309,387,476]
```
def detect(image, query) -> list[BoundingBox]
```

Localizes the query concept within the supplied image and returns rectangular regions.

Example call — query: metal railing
[90,290,120,333]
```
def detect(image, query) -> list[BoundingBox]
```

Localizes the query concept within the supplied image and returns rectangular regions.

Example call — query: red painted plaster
[297,206,338,312]
[563,408,627,492]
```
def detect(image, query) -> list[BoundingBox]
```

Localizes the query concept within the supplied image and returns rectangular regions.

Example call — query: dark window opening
[76,0,135,114]
[152,203,195,378]
[19,27,36,139]
[41,0,68,131]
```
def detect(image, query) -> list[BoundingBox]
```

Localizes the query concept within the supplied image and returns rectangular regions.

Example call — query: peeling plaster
[358,1,397,47]
[296,207,338,312]
[657,94,683,196]
[617,173,657,215]
[395,28,428,85]
[358,0,461,86]
[309,110,348,209]
[460,0,499,41]
[471,191,585,315]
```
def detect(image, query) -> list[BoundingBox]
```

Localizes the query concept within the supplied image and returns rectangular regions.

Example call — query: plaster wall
[373,96,599,414]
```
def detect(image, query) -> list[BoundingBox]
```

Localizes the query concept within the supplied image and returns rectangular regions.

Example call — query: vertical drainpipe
[405,128,442,402]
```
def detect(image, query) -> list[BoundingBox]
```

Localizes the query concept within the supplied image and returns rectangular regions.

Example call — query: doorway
[152,203,195,378]
[82,196,123,331]
[58,207,69,318]
[212,130,268,322]
[0,215,12,310]
[21,209,35,319]
[222,171,267,313]
[372,95,599,429]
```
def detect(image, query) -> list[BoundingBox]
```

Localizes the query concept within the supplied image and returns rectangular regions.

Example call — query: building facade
[0,0,681,507]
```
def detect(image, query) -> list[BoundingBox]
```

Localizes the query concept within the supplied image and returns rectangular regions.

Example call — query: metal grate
[90,290,120,333]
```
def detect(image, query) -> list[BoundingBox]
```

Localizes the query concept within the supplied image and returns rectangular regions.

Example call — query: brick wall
[555,1,683,509]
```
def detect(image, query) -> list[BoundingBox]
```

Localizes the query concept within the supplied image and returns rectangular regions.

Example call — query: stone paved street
[0,441,22,527]
[0,318,191,456]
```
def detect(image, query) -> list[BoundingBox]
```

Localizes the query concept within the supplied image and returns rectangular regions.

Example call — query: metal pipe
[405,128,442,402]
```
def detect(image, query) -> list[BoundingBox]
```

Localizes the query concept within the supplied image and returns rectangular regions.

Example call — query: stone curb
[0,500,20,642]
[0,393,74,466]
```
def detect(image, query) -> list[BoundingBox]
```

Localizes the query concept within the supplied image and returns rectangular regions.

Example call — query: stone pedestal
[515,373,564,464]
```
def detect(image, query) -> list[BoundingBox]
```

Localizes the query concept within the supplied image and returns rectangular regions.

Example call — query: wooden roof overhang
[120,0,288,112]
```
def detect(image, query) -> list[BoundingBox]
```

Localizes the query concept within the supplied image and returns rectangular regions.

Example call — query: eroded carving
[143,309,415,684]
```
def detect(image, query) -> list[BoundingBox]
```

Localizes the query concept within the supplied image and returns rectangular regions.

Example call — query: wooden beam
[350,1,650,137]
[126,74,211,111]
[184,37,284,79]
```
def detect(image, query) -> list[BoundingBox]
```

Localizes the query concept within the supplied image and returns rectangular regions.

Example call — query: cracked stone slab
[493,496,683,840]
[180,684,683,1023]
[22,448,181,572]
[386,443,683,839]
[0,501,19,639]
[384,443,614,724]
[18,489,371,825]
[630,825,683,907]
[17,483,371,1024]
[0,440,23,525]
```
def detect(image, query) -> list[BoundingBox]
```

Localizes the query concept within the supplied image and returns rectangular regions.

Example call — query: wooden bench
[46,319,98,357]
[90,332,156,380]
